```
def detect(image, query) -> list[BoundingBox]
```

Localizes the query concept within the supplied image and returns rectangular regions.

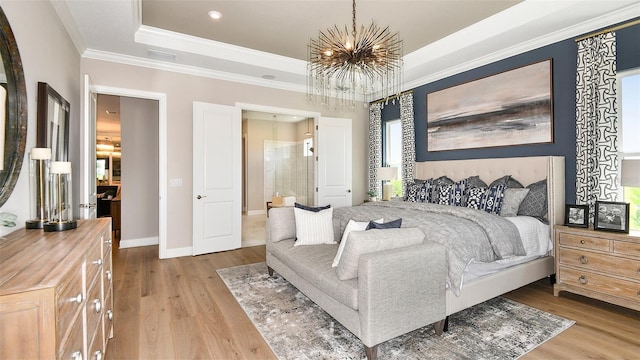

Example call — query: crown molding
[50,0,86,55]
[82,49,306,93]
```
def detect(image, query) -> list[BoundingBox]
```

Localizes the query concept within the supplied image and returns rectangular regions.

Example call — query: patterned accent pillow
[405,181,421,202]
[466,187,487,210]
[417,180,434,203]
[438,179,468,206]
[518,179,548,221]
[465,175,487,189]
[480,184,507,215]
[431,176,454,203]
[437,184,453,205]
[489,175,524,189]
[499,188,531,217]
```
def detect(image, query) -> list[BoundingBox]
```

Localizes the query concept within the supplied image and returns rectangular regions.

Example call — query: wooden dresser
[0,218,114,359]
[554,225,640,311]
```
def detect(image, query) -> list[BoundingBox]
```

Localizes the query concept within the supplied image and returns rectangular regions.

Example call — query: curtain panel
[368,102,382,197]
[400,93,416,195]
[575,31,619,223]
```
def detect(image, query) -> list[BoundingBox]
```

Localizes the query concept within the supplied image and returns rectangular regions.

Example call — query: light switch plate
[169,178,183,187]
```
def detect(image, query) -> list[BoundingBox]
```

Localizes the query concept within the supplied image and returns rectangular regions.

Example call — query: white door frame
[91,85,168,259]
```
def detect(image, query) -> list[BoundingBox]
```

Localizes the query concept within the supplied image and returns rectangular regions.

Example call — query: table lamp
[377,167,398,201]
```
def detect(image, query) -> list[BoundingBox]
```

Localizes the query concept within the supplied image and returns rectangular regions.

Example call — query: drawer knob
[107,309,113,321]
[579,255,589,264]
[71,293,83,304]
[579,275,588,284]
[71,350,83,360]
[93,299,102,313]
[93,258,103,266]
[105,238,112,246]
[580,239,585,244]
[106,270,112,281]
[94,350,103,360]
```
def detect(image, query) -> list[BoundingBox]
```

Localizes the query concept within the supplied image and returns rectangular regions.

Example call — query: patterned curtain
[575,31,619,223]
[400,92,415,195]
[368,102,382,197]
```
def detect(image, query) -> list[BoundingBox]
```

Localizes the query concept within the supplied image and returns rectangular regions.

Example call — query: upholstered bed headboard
[414,156,565,238]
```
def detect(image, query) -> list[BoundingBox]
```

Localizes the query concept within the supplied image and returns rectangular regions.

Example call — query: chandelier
[307,0,403,111]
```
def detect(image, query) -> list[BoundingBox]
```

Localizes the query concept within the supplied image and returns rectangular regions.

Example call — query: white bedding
[463,216,552,283]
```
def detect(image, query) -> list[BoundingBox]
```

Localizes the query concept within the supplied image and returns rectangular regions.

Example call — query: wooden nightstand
[554,225,640,311]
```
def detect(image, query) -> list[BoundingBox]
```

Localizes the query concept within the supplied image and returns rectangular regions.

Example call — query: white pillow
[332,218,383,267]
[293,207,335,246]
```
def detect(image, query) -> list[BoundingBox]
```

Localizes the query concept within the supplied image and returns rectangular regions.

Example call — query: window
[618,69,640,232]
[384,119,402,196]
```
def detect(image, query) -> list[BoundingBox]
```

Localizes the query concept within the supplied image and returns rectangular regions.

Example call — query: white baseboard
[119,236,159,249]
[164,246,193,258]
[247,209,266,216]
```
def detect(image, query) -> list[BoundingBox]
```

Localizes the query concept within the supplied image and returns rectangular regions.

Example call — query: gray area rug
[217,262,574,360]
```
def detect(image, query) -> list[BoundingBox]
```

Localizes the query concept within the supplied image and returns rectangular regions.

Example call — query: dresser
[554,225,640,311]
[0,218,114,359]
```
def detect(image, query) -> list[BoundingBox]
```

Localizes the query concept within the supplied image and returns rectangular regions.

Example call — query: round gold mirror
[0,8,28,207]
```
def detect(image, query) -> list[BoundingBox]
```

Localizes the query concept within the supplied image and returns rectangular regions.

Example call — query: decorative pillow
[365,218,402,230]
[336,228,425,280]
[436,184,453,205]
[405,181,421,202]
[431,176,454,203]
[293,207,335,246]
[417,180,434,203]
[332,218,383,267]
[480,184,507,215]
[489,175,524,189]
[450,179,468,206]
[294,203,331,212]
[465,175,487,189]
[518,179,548,220]
[268,207,296,242]
[499,188,531,217]
[466,187,487,210]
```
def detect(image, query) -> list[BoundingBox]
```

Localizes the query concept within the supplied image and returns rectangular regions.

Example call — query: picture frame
[36,82,70,161]
[594,201,630,233]
[426,59,553,152]
[565,204,589,228]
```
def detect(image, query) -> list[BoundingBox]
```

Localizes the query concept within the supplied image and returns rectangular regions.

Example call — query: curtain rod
[575,18,640,42]
[370,90,413,105]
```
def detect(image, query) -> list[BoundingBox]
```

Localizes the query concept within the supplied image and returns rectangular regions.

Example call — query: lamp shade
[621,159,640,187]
[377,167,398,181]
[30,148,51,160]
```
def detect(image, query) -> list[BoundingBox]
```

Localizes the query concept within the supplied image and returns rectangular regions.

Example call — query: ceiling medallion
[307,0,403,111]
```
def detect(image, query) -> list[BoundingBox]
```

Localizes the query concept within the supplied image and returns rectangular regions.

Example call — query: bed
[341,155,565,317]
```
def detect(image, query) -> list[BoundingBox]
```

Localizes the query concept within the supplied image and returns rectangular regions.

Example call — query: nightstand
[554,225,640,311]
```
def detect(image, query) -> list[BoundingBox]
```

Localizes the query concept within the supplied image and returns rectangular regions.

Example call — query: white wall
[0,1,80,236]
[81,58,369,253]
[120,96,159,243]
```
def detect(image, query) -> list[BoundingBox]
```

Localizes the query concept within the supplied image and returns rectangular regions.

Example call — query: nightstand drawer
[558,247,640,281]
[558,266,640,303]
[558,232,610,251]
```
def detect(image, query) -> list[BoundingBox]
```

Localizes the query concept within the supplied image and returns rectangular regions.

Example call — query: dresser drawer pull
[107,309,113,321]
[93,258,103,266]
[71,293,83,304]
[106,270,112,281]
[578,255,589,264]
[580,239,585,244]
[71,350,83,360]
[579,275,588,284]
[93,299,102,313]
[94,350,103,360]
[105,238,112,246]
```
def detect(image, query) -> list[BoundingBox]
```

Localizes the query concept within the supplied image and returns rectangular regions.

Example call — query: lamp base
[43,220,77,232]
[25,219,47,229]
[382,183,393,201]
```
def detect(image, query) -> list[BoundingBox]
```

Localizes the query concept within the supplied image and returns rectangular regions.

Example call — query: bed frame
[414,156,565,316]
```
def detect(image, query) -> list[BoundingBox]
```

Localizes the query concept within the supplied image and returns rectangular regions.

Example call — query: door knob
[197,195,207,199]
[347,189,351,193]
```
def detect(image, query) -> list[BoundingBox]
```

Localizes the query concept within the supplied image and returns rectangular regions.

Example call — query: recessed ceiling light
[208,10,222,20]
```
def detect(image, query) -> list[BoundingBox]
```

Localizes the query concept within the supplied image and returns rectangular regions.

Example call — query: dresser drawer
[58,312,84,360]
[614,240,640,258]
[87,316,105,360]
[103,285,114,344]
[102,232,113,258]
[86,241,104,288]
[558,247,640,281]
[56,264,83,341]
[558,232,611,251]
[558,266,640,303]
[86,274,103,340]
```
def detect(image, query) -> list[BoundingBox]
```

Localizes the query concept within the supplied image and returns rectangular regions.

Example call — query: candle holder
[26,148,51,229]
[44,161,77,232]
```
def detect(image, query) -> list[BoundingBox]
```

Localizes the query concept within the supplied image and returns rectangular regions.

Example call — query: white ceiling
[55,0,639,96]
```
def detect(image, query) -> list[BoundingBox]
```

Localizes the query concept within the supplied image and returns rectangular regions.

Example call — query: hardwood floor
[106,245,640,359]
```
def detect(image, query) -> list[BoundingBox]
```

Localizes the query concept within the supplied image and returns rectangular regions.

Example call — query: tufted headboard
[414,156,565,242]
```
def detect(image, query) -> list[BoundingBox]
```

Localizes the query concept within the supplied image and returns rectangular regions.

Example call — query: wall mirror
[37,82,70,161]
[0,8,28,208]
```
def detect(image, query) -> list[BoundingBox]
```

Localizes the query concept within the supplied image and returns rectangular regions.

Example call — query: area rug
[217,262,574,360]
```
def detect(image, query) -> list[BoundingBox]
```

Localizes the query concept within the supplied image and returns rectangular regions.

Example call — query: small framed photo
[594,201,630,233]
[565,204,589,228]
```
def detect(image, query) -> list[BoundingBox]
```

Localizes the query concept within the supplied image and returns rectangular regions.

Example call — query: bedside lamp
[377,167,398,201]
[621,159,640,187]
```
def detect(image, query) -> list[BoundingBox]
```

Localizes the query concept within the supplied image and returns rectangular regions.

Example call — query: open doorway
[240,109,316,247]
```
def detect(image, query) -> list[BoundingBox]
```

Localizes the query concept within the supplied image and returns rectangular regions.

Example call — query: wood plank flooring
[106,245,640,359]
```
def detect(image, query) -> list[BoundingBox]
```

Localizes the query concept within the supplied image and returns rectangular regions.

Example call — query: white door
[79,74,97,219]
[317,117,352,207]
[192,102,242,255]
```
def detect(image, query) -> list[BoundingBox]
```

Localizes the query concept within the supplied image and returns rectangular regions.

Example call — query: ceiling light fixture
[307,0,403,111]
[208,10,222,20]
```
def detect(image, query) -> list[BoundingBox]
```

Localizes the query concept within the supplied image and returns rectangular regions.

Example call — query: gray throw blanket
[332,201,525,295]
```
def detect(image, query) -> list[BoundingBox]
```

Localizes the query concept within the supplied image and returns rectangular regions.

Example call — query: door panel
[192,102,241,255]
[317,117,352,207]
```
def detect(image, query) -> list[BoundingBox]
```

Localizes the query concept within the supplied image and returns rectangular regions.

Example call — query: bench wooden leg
[433,318,446,335]
[365,345,378,360]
